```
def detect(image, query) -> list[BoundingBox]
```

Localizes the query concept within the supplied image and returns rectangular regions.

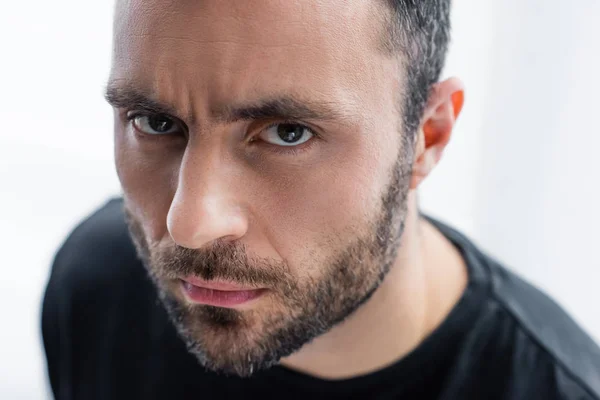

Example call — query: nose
[166,151,248,250]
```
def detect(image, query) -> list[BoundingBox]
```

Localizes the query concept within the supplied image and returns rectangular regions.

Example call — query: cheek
[114,124,180,241]
[254,140,390,274]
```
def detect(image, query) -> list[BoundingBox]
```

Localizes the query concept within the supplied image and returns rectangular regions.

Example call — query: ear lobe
[409,77,465,190]
[410,144,439,189]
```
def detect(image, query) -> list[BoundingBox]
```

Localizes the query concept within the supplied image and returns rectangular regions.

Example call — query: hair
[382,0,452,140]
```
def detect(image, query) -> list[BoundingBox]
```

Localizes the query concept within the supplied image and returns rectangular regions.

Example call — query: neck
[279,192,468,379]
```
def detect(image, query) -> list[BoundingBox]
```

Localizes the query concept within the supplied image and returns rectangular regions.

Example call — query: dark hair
[383,0,452,139]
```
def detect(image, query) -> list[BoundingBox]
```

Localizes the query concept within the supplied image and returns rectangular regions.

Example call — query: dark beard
[123,155,412,377]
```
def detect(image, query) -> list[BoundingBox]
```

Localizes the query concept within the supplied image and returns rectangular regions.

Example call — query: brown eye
[258,123,314,146]
[131,114,182,135]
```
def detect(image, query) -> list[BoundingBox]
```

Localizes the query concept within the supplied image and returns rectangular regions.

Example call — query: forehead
[111,0,400,119]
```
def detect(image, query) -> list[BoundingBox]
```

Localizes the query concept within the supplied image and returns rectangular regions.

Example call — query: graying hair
[383,0,452,140]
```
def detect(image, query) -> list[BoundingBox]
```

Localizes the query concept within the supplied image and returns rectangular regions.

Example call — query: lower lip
[180,281,265,307]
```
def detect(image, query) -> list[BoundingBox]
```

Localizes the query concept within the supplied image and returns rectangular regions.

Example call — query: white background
[1,1,599,398]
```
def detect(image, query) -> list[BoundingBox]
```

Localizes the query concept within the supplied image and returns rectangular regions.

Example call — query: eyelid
[263,121,315,133]
[125,110,158,120]
[246,122,319,158]
[249,120,321,141]
[125,110,188,134]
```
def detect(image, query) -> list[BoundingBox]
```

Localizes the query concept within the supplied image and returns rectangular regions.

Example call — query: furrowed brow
[104,83,178,117]
[216,96,346,123]
[105,82,349,124]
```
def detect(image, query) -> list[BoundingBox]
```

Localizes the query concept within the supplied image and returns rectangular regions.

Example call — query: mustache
[149,240,292,287]
[123,205,292,287]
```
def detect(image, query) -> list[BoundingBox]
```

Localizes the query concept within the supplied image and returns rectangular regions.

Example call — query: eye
[129,113,183,135]
[258,123,314,147]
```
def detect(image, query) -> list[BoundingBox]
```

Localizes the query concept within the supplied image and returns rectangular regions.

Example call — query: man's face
[110,0,413,376]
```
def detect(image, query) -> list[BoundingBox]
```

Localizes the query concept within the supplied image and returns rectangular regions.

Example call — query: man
[41,0,600,399]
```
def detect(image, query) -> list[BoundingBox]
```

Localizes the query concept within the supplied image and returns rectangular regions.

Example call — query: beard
[123,154,412,377]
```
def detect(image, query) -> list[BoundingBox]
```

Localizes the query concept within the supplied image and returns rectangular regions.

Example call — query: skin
[108,0,466,379]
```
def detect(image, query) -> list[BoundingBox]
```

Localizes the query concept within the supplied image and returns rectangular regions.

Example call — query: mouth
[179,276,267,308]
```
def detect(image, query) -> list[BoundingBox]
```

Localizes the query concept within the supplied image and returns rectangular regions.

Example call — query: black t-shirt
[42,198,600,399]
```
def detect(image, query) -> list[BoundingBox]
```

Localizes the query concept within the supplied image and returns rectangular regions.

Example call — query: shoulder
[42,198,163,396]
[42,196,148,327]
[48,197,139,287]
[42,197,148,317]
[428,216,600,399]
[487,260,600,399]
[42,198,146,335]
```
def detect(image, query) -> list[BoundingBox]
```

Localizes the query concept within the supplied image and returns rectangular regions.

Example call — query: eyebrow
[216,96,345,124]
[104,83,180,117]
[105,82,349,124]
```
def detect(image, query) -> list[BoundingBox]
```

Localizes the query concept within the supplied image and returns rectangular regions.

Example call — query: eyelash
[124,111,186,141]
[124,111,320,155]
[250,121,320,156]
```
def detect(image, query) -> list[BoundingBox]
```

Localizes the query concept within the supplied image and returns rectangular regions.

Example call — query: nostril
[166,202,248,250]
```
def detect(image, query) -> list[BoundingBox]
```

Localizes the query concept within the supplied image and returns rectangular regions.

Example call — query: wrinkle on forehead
[110,0,403,133]
[113,0,390,60]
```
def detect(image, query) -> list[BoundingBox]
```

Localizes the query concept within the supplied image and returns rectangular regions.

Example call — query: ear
[410,77,464,189]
